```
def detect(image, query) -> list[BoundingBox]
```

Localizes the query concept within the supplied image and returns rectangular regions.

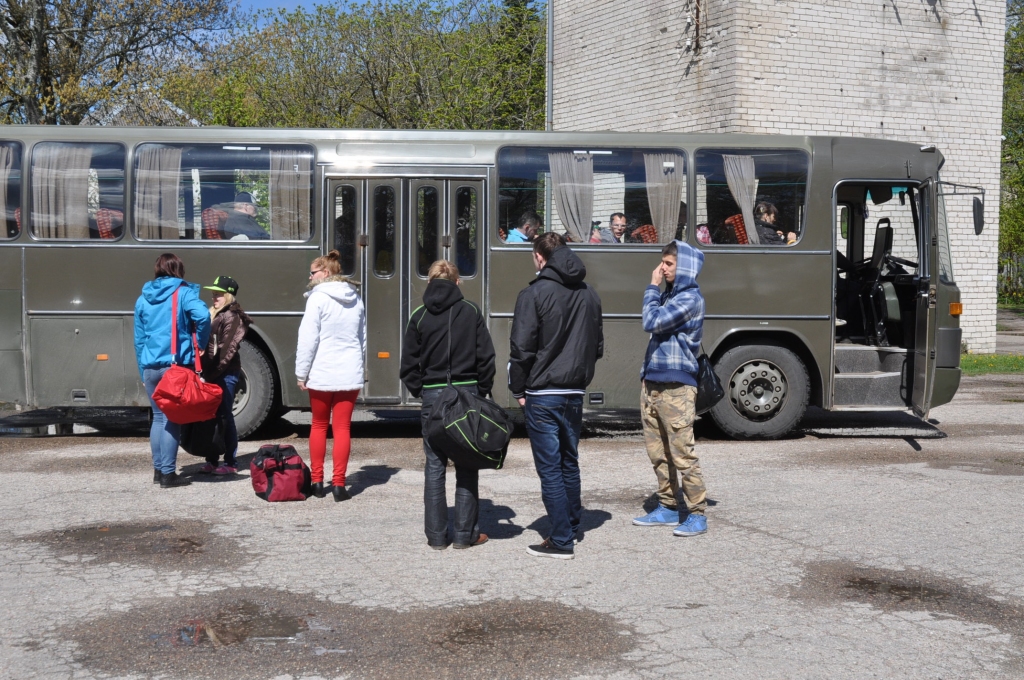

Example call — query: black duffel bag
[180,416,227,460]
[423,309,512,470]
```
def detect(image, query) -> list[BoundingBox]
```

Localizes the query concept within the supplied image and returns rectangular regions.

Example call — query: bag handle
[169,286,203,375]
[445,307,453,386]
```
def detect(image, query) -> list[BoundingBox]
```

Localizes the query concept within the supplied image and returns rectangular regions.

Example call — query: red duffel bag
[151,288,223,425]
[251,445,312,502]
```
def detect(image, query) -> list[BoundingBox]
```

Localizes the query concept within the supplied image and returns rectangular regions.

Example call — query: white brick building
[552,0,1004,352]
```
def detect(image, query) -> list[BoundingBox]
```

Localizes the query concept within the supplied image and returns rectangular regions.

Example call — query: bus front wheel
[232,340,276,439]
[708,343,809,440]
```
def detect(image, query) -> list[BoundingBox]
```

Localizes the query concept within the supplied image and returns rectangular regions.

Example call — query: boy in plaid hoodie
[633,240,709,537]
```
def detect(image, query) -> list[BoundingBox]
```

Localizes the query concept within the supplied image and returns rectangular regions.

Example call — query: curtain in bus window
[0,145,12,235]
[269,150,311,240]
[723,155,759,245]
[135,146,182,240]
[32,144,92,239]
[644,153,686,243]
[547,152,592,243]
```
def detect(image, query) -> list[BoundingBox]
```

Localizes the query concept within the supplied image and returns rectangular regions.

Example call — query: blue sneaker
[673,514,707,537]
[632,504,679,526]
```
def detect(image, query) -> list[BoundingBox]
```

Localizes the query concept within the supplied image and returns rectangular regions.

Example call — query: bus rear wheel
[708,342,809,440]
[232,340,276,439]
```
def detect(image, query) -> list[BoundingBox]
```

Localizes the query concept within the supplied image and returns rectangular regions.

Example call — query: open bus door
[910,179,936,417]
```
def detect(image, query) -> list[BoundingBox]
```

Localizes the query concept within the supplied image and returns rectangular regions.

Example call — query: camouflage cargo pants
[640,381,706,515]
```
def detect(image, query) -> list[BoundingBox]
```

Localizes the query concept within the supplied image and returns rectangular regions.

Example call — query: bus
[0,127,983,439]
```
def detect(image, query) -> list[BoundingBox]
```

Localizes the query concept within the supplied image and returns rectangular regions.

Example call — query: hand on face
[651,264,665,287]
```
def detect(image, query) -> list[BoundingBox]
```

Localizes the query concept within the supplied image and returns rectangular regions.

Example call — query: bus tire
[708,342,809,440]
[232,340,276,440]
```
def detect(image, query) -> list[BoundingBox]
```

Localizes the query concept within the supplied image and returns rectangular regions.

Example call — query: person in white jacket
[296,250,366,501]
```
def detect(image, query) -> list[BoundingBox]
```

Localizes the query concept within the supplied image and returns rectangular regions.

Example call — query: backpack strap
[445,307,453,386]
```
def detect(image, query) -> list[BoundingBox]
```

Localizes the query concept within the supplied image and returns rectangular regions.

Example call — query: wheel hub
[232,370,250,418]
[728,360,788,421]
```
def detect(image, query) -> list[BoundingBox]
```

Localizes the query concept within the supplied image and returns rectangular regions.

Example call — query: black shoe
[526,538,574,560]
[153,469,162,484]
[332,486,351,502]
[160,472,192,488]
[311,482,327,498]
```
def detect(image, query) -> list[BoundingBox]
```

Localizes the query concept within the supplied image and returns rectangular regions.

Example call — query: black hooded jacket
[400,279,496,398]
[509,246,603,398]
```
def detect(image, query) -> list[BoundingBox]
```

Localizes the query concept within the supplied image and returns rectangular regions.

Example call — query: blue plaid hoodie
[641,240,705,386]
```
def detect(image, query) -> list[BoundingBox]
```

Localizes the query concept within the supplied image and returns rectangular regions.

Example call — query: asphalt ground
[1,374,1023,679]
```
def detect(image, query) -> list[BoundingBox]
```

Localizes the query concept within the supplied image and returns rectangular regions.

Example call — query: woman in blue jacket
[134,253,211,488]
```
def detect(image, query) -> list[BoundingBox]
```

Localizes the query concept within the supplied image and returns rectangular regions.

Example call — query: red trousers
[308,389,359,486]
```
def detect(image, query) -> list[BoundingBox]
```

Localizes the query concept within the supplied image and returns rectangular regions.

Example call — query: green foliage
[161,0,546,131]
[1003,1,1024,256]
[960,353,1024,375]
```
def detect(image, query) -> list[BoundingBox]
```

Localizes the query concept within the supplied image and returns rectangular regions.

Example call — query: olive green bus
[0,127,981,439]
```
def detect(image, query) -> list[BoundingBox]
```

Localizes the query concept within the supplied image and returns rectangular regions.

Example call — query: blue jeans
[524,394,584,551]
[143,367,180,475]
[421,388,480,547]
[211,372,240,467]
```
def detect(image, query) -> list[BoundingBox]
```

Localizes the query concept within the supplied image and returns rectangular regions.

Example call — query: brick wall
[553,0,1004,352]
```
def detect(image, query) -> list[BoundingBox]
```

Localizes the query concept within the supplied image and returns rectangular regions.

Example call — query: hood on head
[671,240,703,292]
[142,277,184,304]
[306,275,360,303]
[540,246,586,285]
[423,278,464,314]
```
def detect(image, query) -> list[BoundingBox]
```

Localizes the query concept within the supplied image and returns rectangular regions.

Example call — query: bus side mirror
[973,196,984,235]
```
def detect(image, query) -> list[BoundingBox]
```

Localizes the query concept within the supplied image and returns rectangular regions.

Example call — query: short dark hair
[154,253,184,279]
[519,211,542,230]
[754,202,779,221]
[534,231,566,259]
[661,242,678,257]
[610,212,626,223]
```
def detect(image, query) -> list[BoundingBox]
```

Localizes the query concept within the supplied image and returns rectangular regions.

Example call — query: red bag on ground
[151,288,223,425]
[250,445,312,502]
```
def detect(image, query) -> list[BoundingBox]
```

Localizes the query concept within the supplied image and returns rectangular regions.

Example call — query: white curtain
[644,153,686,242]
[270,150,312,240]
[135,146,182,240]
[32,144,92,239]
[547,152,593,243]
[0,145,12,232]
[723,154,759,244]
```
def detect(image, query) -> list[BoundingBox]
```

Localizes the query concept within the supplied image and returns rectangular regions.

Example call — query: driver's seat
[859,219,900,346]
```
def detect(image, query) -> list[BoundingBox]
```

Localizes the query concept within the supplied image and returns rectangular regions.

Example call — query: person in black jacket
[510,232,603,559]
[401,260,496,550]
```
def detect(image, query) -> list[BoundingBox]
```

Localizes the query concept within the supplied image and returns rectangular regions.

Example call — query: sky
[240,0,319,12]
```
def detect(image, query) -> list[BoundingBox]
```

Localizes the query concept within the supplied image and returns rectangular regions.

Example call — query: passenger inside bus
[220,192,269,240]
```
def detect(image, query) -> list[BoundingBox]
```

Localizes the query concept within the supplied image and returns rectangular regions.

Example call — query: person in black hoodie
[510,232,603,560]
[401,261,496,550]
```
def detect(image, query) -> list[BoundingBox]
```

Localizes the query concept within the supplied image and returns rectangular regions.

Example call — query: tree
[1002,1,1024,256]
[0,0,237,125]
[162,0,546,131]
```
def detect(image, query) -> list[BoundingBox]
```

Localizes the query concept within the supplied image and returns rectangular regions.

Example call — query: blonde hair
[209,292,235,320]
[311,250,342,276]
[427,260,460,283]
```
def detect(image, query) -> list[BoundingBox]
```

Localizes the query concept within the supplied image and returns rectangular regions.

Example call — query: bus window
[334,184,358,276]
[497,146,687,244]
[694,149,808,246]
[0,142,21,239]
[31,142,124,240]
[133,143,314,241]
[373,185,396,276]
[416,185,440,277]
[454,186,477,277]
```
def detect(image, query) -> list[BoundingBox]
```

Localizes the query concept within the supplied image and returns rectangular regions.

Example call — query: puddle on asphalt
[27,520,243,569]
[926,461,1024,476]
[63,588,635,679]
[793,560,1024,658]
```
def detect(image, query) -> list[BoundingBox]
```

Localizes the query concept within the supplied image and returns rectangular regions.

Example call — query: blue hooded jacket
[133,277,211,379]
[641,240,705,386]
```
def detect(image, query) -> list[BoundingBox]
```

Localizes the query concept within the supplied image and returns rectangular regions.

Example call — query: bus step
[834,345,907,374]
[833,371,907,407]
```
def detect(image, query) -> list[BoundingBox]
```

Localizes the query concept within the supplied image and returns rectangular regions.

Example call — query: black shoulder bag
[695,345,725,415]
[424,308,513,470]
